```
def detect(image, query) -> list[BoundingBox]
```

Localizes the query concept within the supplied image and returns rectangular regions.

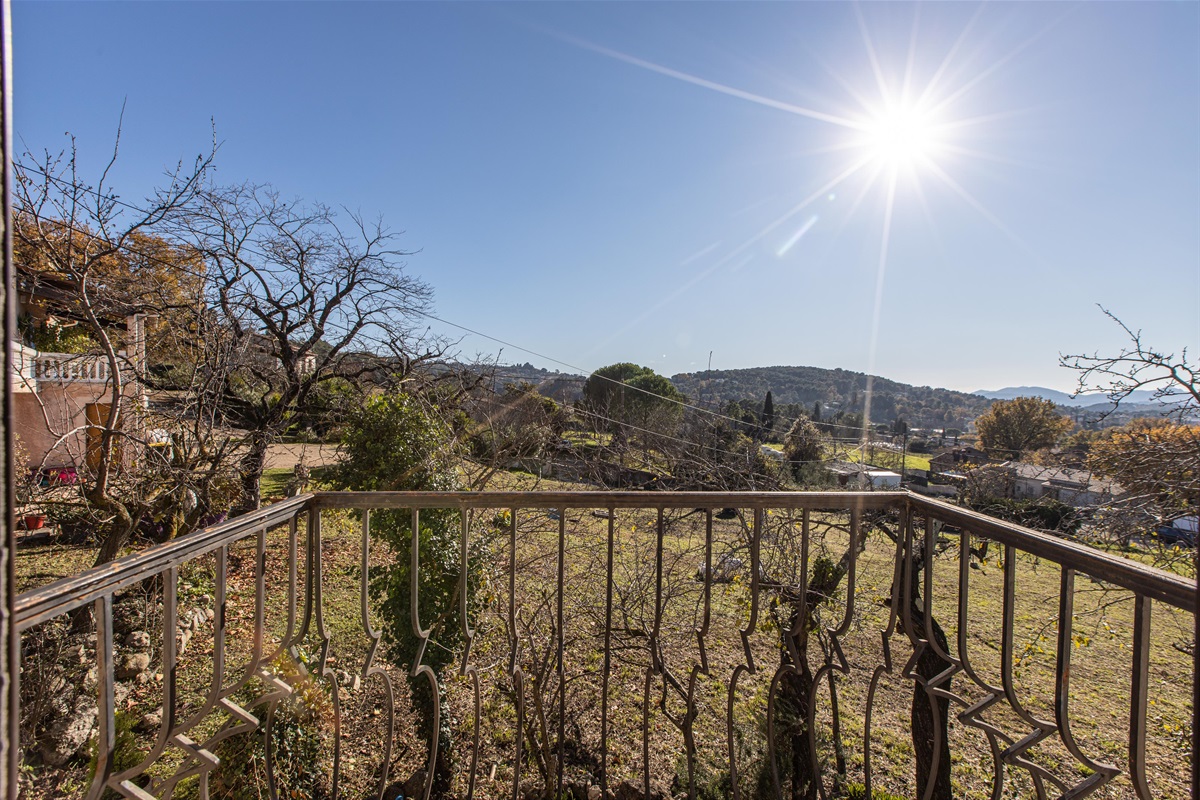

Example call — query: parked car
[1154,515,1197,546]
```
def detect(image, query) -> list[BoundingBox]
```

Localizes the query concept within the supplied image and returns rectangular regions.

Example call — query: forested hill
[670,366,993,428]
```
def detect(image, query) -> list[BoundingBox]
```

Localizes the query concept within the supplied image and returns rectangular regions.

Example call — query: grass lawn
[259,464,332,501]
[831,443,932,473]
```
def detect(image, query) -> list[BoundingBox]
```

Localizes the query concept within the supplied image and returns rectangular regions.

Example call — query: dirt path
[264,442,340,471]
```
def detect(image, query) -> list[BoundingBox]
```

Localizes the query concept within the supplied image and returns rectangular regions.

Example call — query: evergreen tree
[760,390,776,441]
[812,401,821,422]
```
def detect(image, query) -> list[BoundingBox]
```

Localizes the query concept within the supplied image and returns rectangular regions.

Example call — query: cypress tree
[761,390,776,440]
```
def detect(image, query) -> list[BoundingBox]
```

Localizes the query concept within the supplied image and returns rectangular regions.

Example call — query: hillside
[488,362,586,403]
[670,365,993,429]
[973,385,1161,407]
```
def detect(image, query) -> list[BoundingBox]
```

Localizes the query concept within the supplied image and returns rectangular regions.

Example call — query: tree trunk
[238,432,270,511]
[91,494,136,567]
[908,605,953,800]
[779,662,818,800]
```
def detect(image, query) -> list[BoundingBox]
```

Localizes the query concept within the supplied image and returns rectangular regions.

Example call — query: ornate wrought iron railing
[14,491,1196,800]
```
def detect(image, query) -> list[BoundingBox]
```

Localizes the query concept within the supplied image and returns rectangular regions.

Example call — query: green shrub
[207,654,333,800]
[842,782,909,800]
[88,710,143,800]
[333,390,495,792]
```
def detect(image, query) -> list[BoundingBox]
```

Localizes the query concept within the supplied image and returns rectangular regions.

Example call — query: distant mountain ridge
[670,365,993,429]
[973,386,1161,408]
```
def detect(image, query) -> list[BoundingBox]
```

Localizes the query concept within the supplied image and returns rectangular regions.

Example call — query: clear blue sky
[13,2,1199,393]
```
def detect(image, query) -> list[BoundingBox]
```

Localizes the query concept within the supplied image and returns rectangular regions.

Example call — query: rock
[112,599,149,637]
[125,631,152,651]
[179,628,194,656]
[402,770,427,798]
[39,695,97,766]
[116,653,151,681]
[137,707,163,732]
[611,782,664,800]
[588,787,602,800]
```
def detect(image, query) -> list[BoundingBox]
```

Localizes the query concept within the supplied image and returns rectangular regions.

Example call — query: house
[1000,461,1120,507]
[825,460,902,488]
[946,460,1121,508]
[928,446,989,475]
[11,269,147,472]
[759,444,786,462]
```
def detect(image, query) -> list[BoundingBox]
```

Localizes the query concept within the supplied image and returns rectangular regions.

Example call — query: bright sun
[863,104,941,170]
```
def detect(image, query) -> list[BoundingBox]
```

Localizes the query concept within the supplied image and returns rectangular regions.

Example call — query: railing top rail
[13,490,1195,629]
[910,494,1196,612]
[311,489,909,510]
[13,494,312,631]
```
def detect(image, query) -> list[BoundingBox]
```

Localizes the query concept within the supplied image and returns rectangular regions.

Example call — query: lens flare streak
[777,216,819,257]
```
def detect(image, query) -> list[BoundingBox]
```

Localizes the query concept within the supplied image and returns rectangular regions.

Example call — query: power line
[415,308,878,436]
[568,406,835,466]
[18,161,891,440]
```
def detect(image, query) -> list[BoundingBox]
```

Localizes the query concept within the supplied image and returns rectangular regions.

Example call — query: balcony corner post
[0,2,17,796]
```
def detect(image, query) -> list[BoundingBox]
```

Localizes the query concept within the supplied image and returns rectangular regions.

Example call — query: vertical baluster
[1128,594,1152,800]
[159,548,227,797]
[111,569,179,797]
[954,526,1007,800]
[83,595,115,800]
[252,524,266,668]
[643,508,665,800]
[459,510,480,800]
[360,509,396,800]
[916,513,957,800]
[1054,568,1118,796]
[806,506,858,797]
[410,508,439,800]
[729,507,762,800]
[1000,544,1056,800]
[863,504,907,800]
[214,545,227,704]
[311,510,342,799]
[600,507,614,799]
[1193,542,1199,800]
[682,509,712,800]
[510,508,524,800]
[278,514,299,654]
[556,511,565,798]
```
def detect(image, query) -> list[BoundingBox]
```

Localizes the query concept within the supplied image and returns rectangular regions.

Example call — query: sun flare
[863,104,941,170]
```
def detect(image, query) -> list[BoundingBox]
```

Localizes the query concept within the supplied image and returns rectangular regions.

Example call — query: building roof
[996,461,1122,495]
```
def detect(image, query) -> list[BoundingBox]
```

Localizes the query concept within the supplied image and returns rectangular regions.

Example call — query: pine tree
[812,401,821,422]
[760,390,776,441]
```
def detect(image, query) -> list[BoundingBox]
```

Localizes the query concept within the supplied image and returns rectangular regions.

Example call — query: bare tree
[1061,306,1200,417]
[460,380,567,489]
[183,184,443,507]
[13,131,225,564]
[1061,310,1199,535]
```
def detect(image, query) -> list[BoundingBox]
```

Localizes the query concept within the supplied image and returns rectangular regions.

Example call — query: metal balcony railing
[31,352,113,384]
[14,491,1196,800]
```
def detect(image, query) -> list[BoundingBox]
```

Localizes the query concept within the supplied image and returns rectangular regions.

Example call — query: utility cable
[18,162,918,442]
